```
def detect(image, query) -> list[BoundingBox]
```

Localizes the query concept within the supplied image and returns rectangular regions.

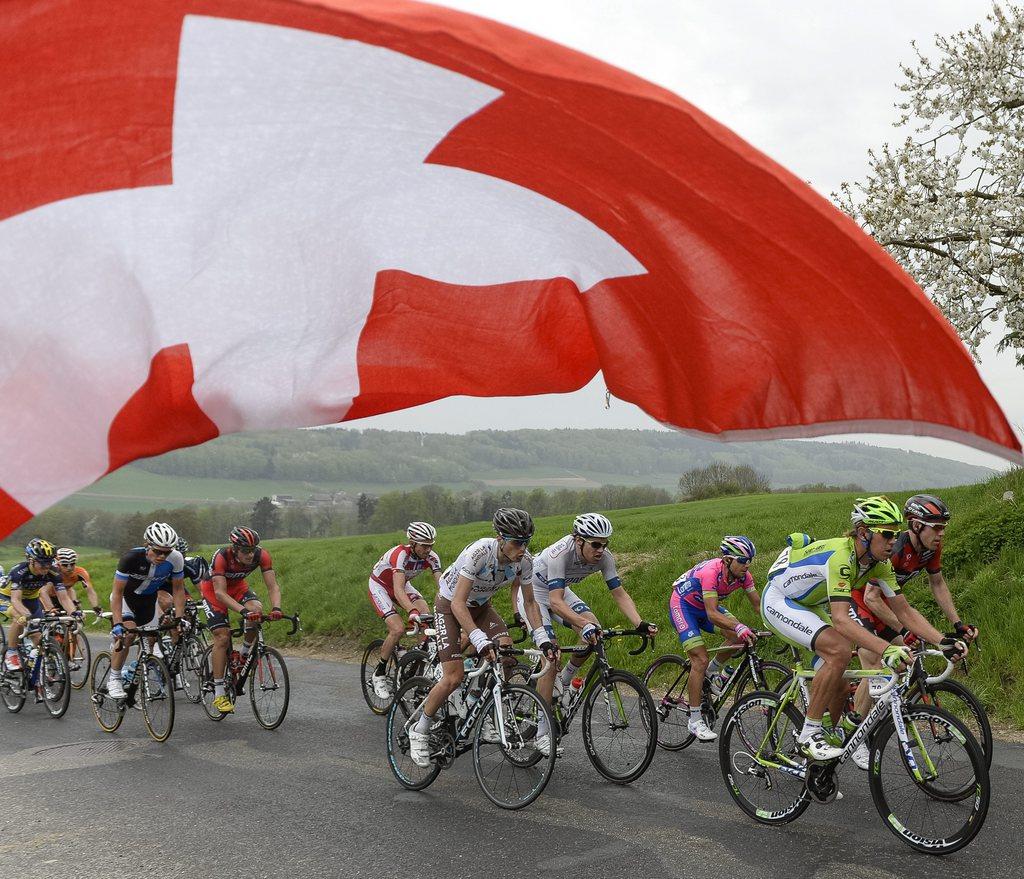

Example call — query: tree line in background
[1,482,673,553]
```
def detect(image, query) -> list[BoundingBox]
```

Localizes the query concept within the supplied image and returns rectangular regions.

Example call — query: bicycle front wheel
[719,690,810,825]
[642,654,696,751]
[141,655,175,742]
[90,651,125,732]
[1,664,26,713]
[39,645,71,718]
[199,646,232,721]
[360,639,393,716]
[386,676,442,791]
[869,704,989,854]
[911,679,992,770]
[250,646,290,730]
[474,683,555,809]
[581,670,658,783]
[67,626,92,690]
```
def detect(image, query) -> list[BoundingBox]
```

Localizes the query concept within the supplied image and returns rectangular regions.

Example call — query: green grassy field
[9,469,1021,725]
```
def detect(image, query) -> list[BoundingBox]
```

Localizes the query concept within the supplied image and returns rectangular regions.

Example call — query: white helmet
[406,521,437,544]
[572,513,613,539]
[143,521,179,549]
[56,547,78,566]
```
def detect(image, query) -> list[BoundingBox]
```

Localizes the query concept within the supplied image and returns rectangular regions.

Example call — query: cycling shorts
[200,580,259,629]
[0,596,43,620]
[760,583,831,652]
[516,585,590,640]
[849,591,901,643]
[368,579,424,620]
[433,595,508,664]
[668,590,735,651]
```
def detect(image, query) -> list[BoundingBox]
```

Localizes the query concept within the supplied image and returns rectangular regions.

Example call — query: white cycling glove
[469,628,492,654]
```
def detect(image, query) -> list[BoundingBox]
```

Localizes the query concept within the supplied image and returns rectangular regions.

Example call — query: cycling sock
[799,717,823,743]
[560,661,581,687]
[214,678,225,698]
[708,658,722,675]
[415,712,433,735]
[689,706,702,723]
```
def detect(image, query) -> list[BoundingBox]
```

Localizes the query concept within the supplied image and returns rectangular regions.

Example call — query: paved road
[0,651,1018,878]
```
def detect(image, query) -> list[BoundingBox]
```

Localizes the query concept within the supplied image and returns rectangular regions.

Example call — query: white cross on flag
[0,1,1019,537]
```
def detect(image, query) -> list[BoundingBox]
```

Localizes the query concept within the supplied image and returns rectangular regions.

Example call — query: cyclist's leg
[669,591,709,705]
[416,597,465,727]
[555,587,597,689]
[516,587,557,703]
[199,581,232,695]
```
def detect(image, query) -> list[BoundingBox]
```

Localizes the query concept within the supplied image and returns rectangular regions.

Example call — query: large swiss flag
[1,0,1019,537]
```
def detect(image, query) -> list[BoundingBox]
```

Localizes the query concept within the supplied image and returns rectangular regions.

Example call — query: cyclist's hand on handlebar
[882,644,911,670]
[954,621,979,643]
[268,606,284,621]
[540,641,559,662]
[940,635,968,662]
[581,622,601,645]
[176,617,192,634]
[245,610,263,622]
[734,623,756,645]
[513,611,525,629]
[111,623,125,638]
[637,620,658,637]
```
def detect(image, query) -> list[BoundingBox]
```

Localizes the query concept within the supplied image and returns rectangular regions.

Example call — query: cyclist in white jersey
[517,513,657,756]
[408,509,555,768]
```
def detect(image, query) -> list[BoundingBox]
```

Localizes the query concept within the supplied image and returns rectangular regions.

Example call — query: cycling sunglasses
[500,535,531,548]
[728,555,753,565]
[147,545,174,558]
[585,540,609,550]
[869,527,901,540]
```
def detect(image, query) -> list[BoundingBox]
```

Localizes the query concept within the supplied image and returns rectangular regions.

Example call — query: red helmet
[229,526,261,548]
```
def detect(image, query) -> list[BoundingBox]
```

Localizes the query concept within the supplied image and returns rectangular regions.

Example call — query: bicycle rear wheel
[67,626,92,690]
[90,651,125,732]
[39,644,71,718]
[581,670,658,783]
[911,679,992,770]
[719,690,810,825]
[141,655,175,741]
[734,660,792,704]
[869,704,989,854]
[250,646,290,729]
[180,636,205,704]
[386,676,442,791]
[642,654,694,751]
[474,683,555,809]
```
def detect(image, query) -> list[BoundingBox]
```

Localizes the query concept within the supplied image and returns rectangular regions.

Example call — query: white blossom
[837,2,1024,365]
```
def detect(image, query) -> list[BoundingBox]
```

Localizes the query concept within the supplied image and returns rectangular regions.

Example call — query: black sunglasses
[501,536,531,548]
[585,540,609,550]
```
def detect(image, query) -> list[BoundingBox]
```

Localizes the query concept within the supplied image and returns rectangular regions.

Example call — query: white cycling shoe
[106,676,127,699]
[534,734,564,757]
[800,732,844,761]
[688,718,718,742]
[408,729,431,767]
[371,673,392,700]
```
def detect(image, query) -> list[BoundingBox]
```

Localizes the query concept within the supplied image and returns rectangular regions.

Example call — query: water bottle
[122,659,138,684]
[564,676,584,708]
[230,650,243,673]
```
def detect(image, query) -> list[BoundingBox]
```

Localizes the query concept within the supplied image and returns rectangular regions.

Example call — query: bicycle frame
[751,651,954,784]
[226,613,300,693]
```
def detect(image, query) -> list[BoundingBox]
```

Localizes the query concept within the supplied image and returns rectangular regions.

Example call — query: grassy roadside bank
[10,469,1022,726]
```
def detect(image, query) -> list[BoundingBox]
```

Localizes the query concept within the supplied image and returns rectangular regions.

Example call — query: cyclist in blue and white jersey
[517,513,657,756]
[106,522,187,699]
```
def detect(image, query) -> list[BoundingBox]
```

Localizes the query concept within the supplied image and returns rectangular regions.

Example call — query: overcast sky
[354,1,1022,469]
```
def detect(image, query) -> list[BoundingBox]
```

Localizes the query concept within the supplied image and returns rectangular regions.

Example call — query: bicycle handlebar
[404,614,435,637]
[229,613,301,638]
[919,648,955,685]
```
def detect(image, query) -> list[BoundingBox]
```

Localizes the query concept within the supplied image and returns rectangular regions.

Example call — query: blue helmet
[720,535,756,561]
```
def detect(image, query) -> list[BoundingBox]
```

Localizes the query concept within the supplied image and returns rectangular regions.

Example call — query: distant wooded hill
[124,427,992,491]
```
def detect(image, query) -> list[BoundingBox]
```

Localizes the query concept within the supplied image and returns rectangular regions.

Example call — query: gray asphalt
[0,649,1018,878]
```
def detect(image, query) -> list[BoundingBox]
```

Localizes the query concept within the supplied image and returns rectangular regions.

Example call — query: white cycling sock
[708,658,722,675]
[560,662,581,687]
[214,678,225,698]
[799,717,823,742]
[689,707,702,724]
[415,712,433,735]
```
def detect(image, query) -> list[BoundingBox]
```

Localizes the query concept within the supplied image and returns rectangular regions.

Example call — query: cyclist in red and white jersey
[368,522,441,698]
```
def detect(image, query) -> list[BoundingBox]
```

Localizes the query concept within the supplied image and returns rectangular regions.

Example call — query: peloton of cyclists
[1,539,63,671]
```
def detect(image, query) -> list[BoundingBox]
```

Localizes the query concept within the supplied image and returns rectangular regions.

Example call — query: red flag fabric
[1,0,1020,537]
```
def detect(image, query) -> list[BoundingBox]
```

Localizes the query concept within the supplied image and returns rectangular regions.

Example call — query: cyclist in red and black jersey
[201,526,283,714]
[854,494,978,646]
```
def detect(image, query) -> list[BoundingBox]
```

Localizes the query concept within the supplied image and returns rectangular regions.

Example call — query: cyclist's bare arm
[610,584,646,629]
[262,569,283,611]
[518,580,546,634]
[703,592,741,632]
[831,599,890,656]
[548,587,591,629]
[391,570,416,614]
[864,582,902,630]
[888,593,945,645]
[927,571,964,629]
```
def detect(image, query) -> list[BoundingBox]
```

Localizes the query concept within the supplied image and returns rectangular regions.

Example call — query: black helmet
[229,526,261,548]
[492,508,535,541]
[903,494,950,525]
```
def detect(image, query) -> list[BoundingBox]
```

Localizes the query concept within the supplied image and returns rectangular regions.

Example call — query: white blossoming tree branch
[837,2,1023,365]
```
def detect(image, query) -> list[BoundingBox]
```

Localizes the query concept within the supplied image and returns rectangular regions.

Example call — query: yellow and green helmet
[850,495,903,528]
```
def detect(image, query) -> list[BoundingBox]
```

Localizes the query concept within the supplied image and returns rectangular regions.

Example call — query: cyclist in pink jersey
[368,522,441,699]
[668,536,761,741]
